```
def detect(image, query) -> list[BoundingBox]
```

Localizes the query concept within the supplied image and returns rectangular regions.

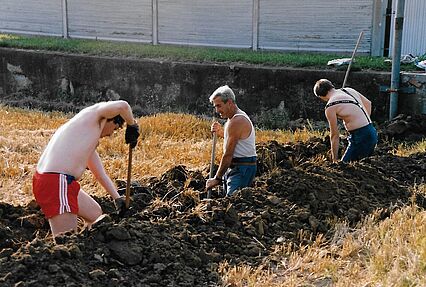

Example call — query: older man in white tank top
[206,85,257,196]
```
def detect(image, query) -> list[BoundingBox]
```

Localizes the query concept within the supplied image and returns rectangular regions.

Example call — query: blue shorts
[342,123,378,163]
[223,156,257,196]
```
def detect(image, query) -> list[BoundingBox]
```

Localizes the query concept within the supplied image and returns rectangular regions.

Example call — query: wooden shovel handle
[342,31,364,88]
[207,131,217,199]
[125,145,133,209]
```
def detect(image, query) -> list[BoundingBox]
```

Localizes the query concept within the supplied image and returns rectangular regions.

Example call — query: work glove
[125,123,140,148]
[114,196,127,215]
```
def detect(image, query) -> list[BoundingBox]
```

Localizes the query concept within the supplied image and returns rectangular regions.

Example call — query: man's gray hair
[209,85,236,103]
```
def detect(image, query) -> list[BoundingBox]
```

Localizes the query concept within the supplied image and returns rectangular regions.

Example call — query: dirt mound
[1,139,425,286]
[378,113,426,141]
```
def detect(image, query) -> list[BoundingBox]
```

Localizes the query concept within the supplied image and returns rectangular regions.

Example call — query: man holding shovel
[206,85,257,196]
[313,79,377,163]
[32,100,139,239]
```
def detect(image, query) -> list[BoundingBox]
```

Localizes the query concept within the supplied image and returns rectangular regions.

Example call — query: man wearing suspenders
[313,79,378,163]
[205,85,257,196]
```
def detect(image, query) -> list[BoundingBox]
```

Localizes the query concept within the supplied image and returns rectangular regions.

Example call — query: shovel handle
[342,31,363,88]
[125,145,133,209]
[209,132,217,178]
[207,131,217,199]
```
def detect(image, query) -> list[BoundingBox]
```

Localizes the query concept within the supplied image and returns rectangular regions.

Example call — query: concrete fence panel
[258,0,373,53]
[157,0,253,48]
[66,0,153,42]
[0,0,62,36]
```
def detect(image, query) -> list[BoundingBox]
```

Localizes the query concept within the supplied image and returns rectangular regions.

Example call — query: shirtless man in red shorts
[32,100,139,239]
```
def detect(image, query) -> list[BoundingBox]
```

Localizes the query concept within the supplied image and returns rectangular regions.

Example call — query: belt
[231,161,257,166]
[231,156,257,167]
[232,156,256,162]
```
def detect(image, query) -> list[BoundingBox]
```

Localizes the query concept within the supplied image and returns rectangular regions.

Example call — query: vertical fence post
[152,0,158,45]
[389,0,405,120]
[62,0,68,38]
[252,0,259,51]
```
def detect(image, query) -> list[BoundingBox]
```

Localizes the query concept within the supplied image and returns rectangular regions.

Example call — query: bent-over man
[205,85,257,196]
[313,79,377,162]
[32,100,139,239]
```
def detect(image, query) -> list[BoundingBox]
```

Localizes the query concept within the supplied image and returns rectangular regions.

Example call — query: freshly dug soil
[1,124,425,286]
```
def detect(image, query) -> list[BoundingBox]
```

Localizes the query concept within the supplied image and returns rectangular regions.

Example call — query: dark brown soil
[1,118,425,286]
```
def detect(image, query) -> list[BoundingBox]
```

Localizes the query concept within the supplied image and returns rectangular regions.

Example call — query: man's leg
[77,189,103,226]
[225,167,242,196]
[48,212,78,238]
[342,134,357,162]
[342,125,378,162]
[239,165,256,187]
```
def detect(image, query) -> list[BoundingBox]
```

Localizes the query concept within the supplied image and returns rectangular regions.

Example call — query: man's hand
[205,177,221,190]
[114,196,127,215]
[211,121,223,138]
[125,123,140,148]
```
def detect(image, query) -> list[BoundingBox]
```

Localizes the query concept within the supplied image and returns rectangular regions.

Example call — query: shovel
[342,31,363,88]
[125,145,133,209]
[207,130,217,199]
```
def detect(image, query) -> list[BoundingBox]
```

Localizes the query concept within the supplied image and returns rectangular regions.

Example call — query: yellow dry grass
[394,140,426,157]
[219,186,426,287]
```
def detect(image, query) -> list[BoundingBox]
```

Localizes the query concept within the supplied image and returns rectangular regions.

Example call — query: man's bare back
[33,100,140,240]
[326,88,372,131]
[314,79,377,163]
[37,101,136,179]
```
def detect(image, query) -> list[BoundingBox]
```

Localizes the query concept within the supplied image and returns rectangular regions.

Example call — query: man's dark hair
[313,79,335,97]
[107,115,125,128]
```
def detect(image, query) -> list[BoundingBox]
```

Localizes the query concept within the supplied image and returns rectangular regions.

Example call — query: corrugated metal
[401,0,426,56]
[67,0,152,42]
[157,0,252,47]
[258,0,373,52]
[0,0,62,36]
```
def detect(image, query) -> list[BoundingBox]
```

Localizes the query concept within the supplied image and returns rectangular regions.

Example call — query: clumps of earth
[378,113,426,141]
[1,123,425,286]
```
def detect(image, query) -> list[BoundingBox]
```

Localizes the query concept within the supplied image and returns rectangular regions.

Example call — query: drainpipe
[389,0,405,120]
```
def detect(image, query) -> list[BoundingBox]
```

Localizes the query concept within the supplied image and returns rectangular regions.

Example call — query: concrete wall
[400,72,426,116]
[1,48,424,125]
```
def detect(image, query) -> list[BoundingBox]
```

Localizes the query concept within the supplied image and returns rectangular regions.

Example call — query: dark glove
[125,123,140,148]
[114,196,127,215]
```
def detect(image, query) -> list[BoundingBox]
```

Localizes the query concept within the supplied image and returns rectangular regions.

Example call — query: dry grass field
[1,105,425,286]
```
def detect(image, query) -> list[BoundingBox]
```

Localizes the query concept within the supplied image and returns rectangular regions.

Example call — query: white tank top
[223,111,257,158]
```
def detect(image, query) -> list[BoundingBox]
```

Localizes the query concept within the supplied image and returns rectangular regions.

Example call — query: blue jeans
[223,156,257,196]
[342,123,378,163]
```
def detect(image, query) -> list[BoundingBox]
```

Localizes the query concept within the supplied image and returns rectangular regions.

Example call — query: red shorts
[32,171,80,218]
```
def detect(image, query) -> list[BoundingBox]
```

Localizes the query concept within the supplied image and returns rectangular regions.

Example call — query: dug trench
[0,116,425,286]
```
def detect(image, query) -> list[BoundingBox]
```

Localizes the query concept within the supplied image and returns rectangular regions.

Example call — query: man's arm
[95,100,140,148]
[205,118,241,189]
[94,100,137,125]
[87,150,120,200]
[349,88,372,116]
[325,108,340,162]
[359,94,372,116]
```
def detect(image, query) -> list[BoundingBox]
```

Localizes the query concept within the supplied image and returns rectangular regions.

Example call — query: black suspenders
[327,88,371,124]
[341,88,371,124]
